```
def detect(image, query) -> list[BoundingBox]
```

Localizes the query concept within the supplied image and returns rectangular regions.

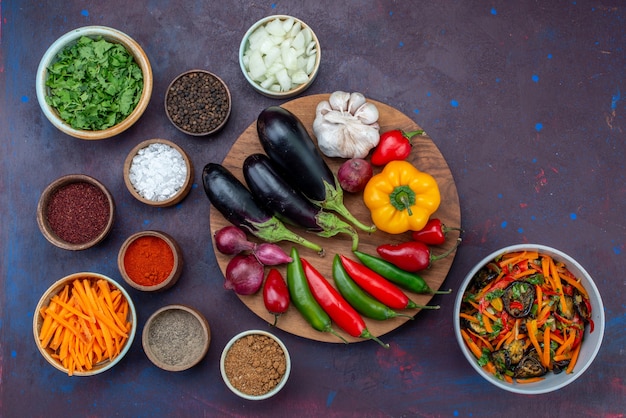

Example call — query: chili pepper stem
[361,330,389,349]
[330,328,349,344]
[406,300,440,310]
[443,225,464,234]
[431,238,462,263]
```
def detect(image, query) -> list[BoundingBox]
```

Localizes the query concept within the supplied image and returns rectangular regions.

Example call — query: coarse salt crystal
[129,143,187,202]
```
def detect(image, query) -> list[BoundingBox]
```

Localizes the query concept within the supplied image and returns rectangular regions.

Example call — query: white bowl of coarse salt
[123,139,193,207]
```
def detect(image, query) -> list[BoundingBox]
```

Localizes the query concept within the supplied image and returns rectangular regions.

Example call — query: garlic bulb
[313,91,380,159]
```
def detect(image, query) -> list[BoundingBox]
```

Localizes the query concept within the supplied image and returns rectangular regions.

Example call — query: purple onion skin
[224,254,264,295]
[254,243,293,266]
[337,158,373,193]
[214,226,257,255]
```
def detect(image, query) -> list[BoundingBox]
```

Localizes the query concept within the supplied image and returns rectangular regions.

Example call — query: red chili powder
[46,181,110,244]
[123,235,174,286]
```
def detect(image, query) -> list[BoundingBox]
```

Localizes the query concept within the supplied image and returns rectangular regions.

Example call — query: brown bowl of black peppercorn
[165,69,232,136]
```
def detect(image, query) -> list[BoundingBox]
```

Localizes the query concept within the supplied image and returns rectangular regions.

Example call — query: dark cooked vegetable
[256,106,375,233]
[202,163,322,254]
[243,153,359,250]
[514,353,547,379]
[502,280,536,318]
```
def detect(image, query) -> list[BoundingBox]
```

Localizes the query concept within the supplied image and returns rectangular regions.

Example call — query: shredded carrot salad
[459,251,594,383]
[37,278,132,376]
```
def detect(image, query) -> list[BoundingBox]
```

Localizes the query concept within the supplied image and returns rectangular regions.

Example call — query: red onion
[224,254,264,295]
[253,243,293,266]
[214,226,256,255]
[337,158,373,193]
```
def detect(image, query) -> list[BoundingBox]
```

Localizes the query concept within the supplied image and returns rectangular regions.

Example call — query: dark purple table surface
[1,1,625,417]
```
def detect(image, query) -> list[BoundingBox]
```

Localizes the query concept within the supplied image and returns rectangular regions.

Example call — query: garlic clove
[347,92,366,114]
[329,91,350,112]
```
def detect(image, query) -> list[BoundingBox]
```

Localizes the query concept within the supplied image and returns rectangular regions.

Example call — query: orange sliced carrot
[550,258,571,318]
[558,272,589,299]
[527,319,543,355]
[461,329,483,359]
[566,342,582,374]
[517,377,545,384]
[543,327,551,369]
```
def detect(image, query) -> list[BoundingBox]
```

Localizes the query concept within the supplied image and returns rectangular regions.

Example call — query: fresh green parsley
[45,36,143,130]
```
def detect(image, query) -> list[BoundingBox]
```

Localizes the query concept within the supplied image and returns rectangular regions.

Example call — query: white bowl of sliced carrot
[33,272,137,376]
[454,244,605,394]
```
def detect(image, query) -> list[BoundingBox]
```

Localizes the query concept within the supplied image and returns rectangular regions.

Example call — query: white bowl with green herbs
[36,26,153,140]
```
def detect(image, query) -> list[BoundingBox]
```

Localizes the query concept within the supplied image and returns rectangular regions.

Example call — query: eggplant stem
[319,179,376,233]
[249,217,323,253]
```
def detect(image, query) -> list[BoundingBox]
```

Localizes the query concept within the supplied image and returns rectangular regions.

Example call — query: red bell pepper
[411,218,463,246]
[370,129,423,166]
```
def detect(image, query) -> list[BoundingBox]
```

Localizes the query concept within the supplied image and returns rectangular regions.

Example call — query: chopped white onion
[243,17,318,92]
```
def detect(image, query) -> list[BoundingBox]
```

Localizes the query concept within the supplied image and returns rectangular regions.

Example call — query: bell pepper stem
[404,130,424,139]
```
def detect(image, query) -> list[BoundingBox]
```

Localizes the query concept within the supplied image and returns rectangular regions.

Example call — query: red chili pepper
[376,238,461,273]
[263,268,290,326]
[411,218,463,246]
[339,255,438,311]
[370,129,423,166]
[508,301,525,312]
[300,258,387,347]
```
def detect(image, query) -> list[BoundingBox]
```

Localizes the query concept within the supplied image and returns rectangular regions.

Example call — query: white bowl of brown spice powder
[220,330,291,400]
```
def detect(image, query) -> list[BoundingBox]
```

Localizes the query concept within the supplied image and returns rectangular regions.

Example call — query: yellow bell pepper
[363,160,440,234]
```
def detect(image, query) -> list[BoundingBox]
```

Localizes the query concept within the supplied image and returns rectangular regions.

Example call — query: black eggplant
[202,163,323,254]
[256,106,376,233]
[243,153,359,250]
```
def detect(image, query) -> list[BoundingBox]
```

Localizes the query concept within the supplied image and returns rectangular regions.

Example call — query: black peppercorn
[166,71,230,135]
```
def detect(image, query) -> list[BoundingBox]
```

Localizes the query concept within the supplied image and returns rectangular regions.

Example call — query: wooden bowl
[117,230,183,292]
[123,139,193,207]
[33,272,137,376]
[165,69,232,136]
[36,26,153,140]
[239,15,321,98]
[142,305,211,372]
[220,330,291,400]
[37,174,115,250]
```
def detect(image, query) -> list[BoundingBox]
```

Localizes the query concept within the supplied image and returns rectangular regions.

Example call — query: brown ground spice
[224,334,287,396]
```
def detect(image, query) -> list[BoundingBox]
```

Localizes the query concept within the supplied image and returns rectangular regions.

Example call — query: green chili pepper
[286,247,346,342]
[353,250,452,295]
[332,255,413,321]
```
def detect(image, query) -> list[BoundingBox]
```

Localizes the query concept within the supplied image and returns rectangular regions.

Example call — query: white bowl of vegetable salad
[36,26,153,140]
[239,15,320,98]
[454,244,604,394]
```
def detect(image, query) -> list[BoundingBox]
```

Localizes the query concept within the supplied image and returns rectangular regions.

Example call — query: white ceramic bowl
[239,15,320,98]
[36,26,153,140]
[220,330,291,400]
[33,272,137,376]
[454,244,604,394]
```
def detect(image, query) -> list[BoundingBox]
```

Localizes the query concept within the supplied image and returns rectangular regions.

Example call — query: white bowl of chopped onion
[454,244,605,394]
[239,15,321,98]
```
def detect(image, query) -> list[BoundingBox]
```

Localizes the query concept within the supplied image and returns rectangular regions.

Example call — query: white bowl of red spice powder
[220,330,291,400]
[117,230,183,292]
[37,174,115,250]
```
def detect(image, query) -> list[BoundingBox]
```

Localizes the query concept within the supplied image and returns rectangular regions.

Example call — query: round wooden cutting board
[210,93,461,344]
